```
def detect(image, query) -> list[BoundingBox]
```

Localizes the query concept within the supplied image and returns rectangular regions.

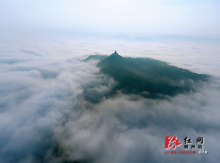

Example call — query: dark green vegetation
[86,51,209,99]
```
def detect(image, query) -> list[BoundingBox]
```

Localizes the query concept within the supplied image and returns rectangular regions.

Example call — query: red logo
[165,135,182,149]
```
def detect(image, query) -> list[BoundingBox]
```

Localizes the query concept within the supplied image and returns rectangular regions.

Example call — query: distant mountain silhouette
[153,35,220,43]
[86,52,209,99]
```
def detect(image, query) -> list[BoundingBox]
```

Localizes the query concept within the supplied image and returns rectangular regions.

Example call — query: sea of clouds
[0,35,220,163]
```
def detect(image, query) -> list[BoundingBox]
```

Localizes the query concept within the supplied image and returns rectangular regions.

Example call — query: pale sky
[0,0,220,38]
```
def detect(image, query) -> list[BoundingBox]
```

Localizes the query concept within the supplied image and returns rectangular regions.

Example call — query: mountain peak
[97,51,124,67]
[111,50,120,56]
[113,50,118,54]
[109,51,123,59]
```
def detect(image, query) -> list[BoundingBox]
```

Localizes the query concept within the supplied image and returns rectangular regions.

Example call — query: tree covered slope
[86,51,209,99]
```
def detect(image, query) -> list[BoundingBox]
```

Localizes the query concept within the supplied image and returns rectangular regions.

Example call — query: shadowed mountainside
[85,51,209,100]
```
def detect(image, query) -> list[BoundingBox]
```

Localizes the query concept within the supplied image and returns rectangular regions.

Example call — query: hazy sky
[1,0,220,38]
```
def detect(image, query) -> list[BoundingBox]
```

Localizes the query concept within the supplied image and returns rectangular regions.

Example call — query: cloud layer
[0,36,220,163]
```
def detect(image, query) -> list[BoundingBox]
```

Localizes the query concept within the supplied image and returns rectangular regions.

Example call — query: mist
[0,33,220,162]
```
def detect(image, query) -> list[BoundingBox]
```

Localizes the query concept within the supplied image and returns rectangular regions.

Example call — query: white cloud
[0,35,220,162]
